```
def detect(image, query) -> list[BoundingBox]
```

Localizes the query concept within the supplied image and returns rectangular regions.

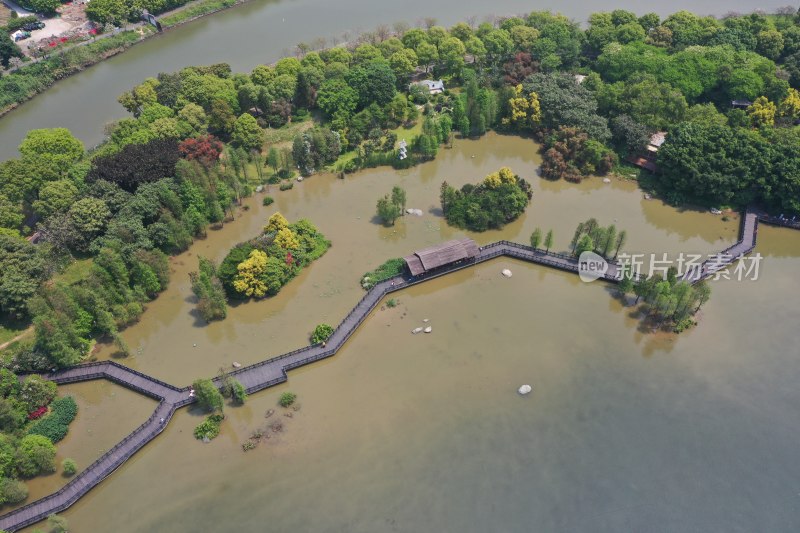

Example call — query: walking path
[0,207,768,531]
[680,207,759,282]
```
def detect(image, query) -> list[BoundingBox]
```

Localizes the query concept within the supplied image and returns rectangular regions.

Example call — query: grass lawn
[0,321,29,347]
[389,120,423,140]
[329,119,423,171]
[54,258,94,286]
[262,115,316,150]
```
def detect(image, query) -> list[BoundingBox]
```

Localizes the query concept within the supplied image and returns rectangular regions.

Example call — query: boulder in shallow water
[412,327,423,334]
[518,384,532,395]
[502,269,512,277]
[232,362,241,368]
[424,326,432,333]
[603,178,611,184]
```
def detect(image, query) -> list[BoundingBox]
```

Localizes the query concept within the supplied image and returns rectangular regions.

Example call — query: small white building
[645,131,667,155]
[413,79,445,95]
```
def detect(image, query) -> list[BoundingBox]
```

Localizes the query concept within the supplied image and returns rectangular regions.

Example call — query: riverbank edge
[0,0,261,121]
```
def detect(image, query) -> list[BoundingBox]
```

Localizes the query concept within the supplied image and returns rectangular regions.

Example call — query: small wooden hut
[403,238,479,276]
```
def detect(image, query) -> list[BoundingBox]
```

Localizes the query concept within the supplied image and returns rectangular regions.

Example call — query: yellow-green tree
[483,167,517,189]
[117,78,158,116]
[483,171,503,189]
[233,250,269,297]
[502,85,541,130]
[264,212,289,234]
[778,88,800,121]
[747,96,776,128]
[274,227,300,249]
[498,167,516,184]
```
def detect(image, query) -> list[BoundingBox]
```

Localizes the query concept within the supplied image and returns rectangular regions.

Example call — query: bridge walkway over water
[0,207,768,531]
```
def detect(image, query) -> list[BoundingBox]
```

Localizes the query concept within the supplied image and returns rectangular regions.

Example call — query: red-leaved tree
[178,135,224,167]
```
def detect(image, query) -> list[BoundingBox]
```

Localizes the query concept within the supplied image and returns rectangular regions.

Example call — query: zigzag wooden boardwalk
[680,207,759,283]
[0,209,765,531]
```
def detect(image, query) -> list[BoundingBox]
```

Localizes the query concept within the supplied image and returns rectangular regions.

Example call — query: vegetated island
[190,212,330,321]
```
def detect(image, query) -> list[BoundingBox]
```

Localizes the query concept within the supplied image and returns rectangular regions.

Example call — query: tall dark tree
[88,139,181,192]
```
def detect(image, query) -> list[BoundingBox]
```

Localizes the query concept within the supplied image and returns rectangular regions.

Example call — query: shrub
[27,406,48,420]
[0,478,28,505]
[192,378,224,413]
[361,258,405,289]
[16,434,56,477]
[262,196,274,206]
[278,392,297,407]
[230,380,247,405]
[310,324,333,345]
[220,374,247,405]
[386,298,398,308]
[27,396,78,443]
[62,458,77,476]
[279,182,294,191]
[193,414,223,440]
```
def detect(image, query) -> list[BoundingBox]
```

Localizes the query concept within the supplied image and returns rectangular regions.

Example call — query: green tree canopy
[231,113,264,151]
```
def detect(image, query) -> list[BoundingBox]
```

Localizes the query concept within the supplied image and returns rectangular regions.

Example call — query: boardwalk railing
[1,401,175,531]
[0,207,771,531]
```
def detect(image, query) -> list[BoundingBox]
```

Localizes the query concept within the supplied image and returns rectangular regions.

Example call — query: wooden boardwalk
[0,209,765,531]
[680,207,759,283]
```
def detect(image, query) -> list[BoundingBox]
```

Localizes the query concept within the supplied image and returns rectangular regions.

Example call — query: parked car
[13,31,32,42]
[22,22,46,31]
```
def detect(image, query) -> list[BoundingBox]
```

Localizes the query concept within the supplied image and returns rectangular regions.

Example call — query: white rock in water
[603,178,611,184]
[255,185,264,193]
[412,327,423,334]
[406,208,415,214]
[424,326,432,333]
[296,176,303,182]
[423,318,429,323]
[502,269,512,277]
[232,361,242,368]
[518,384,532,395]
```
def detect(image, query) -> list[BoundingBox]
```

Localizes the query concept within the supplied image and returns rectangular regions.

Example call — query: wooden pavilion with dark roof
[403,238,479,276]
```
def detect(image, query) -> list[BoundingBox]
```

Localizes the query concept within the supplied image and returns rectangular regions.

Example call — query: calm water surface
[15,134,800,531]
[0,0,793,159]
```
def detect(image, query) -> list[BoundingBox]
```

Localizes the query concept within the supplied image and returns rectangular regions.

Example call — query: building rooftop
[403,238,479,276]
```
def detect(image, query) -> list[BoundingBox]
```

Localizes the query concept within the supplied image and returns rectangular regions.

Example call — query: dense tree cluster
[189,257,227,322]
[0,371,76,506]
[619,268,712,333]
[569,218,627,259]
[657,118,800,211]
[541,127,617,182]
[440,168,532,231]
[376,186,406,226]
[217,213,330,301]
